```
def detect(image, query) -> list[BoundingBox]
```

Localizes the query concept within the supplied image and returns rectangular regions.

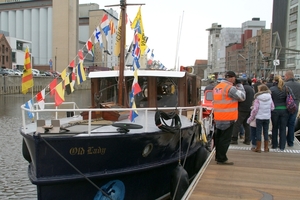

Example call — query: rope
[155,110,181,134]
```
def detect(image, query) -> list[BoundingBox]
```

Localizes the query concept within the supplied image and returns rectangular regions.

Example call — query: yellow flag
[114,11,123,56]
[21,47,34,94]
[60,68,67,80]
[131,7,147,55]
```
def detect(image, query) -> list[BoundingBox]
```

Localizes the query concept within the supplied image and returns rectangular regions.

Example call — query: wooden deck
[183,139,300,200]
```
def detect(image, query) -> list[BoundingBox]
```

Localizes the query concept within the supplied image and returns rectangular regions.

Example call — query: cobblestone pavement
[0,91,90,199]
[0,116,36,200]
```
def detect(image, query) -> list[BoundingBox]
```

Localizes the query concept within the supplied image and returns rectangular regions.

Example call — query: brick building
[0,34,12,69]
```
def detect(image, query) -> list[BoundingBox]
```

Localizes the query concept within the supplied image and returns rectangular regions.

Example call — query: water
[0,90,91,199]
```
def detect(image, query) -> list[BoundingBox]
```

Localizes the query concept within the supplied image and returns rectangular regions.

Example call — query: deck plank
[185,143,300,200]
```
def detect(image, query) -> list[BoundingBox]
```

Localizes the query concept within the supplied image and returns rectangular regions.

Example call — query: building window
[6,56,8,62]
[2,45,4,53]
[2,56,4,64]
[17,41,23,51]
[12,52,16,62]
[6,47,8,52]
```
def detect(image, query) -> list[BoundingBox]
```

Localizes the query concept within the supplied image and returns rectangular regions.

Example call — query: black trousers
[231,111,251,142]
[215,123,234,162]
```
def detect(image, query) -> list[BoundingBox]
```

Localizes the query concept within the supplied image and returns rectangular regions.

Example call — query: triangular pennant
[54,82,65,106]
[49,79,57,96]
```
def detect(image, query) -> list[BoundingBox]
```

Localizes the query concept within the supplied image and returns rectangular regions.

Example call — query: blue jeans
[287,112,297,146]
[271,109,289,150]
[251,126,256,147]
[256,119,270,141]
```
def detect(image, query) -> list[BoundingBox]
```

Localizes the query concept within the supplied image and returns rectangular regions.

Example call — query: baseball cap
[225,71,237,78]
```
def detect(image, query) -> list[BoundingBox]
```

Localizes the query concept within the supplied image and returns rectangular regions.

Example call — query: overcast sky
[79,0,273,69]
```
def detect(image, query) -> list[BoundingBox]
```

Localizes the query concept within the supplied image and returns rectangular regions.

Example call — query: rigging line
[174,11,184,71]
[173,125,196,200]
[39,136,113,200]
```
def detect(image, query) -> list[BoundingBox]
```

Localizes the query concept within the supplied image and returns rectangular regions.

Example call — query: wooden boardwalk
[183,139,300,200]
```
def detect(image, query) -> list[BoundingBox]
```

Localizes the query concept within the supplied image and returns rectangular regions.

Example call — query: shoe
[217,160,234,165]
[288,144,294,147]
[230,140,238,144]
[243,140,250,145]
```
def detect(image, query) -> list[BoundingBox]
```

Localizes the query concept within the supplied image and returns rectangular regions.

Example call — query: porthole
[142,143,153,157]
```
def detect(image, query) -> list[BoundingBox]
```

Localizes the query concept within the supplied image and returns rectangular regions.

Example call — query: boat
[20,1,213,199]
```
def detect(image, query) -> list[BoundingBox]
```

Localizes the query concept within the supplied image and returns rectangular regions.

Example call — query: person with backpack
[270,75,291,151]
[284,70,300,147]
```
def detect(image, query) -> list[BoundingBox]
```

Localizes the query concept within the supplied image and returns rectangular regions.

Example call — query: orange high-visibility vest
[213,82,238,121]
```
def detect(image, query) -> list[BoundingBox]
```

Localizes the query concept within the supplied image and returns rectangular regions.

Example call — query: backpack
[285,86,298,114]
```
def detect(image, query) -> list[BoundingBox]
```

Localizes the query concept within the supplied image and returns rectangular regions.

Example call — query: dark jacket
[284,78,300,106]
[266,82,273,88]
[238,82,254,112]
[204,83,215,92]
[270,83,287,108]
[253,82,262,93]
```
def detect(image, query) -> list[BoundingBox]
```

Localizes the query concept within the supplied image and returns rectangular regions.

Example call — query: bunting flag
[78,50,84,61]
[77,61,86,84]
[129,64,142,122]
[132,30,141,69]
[147,49,154,65]
[129,100,138,122]
[49,78,57,96]
[114,11,123,56]
[71,72,76,87]
[94,26,103,49]
[91,45,95,62]
[36,89,45,110]
[109,20,116,35]
[131,7,147,55]
[65,73,74,95]
[55,82,65,106]
[86,38,94,55]
[24,99,34,119]
[101,14,110,42]
[60,68,67,81]
[21,47,34,94]
[69,60,75,68]
[132,69,142,95]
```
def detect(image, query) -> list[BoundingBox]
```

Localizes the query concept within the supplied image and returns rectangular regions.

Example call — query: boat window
[187,79,192,104]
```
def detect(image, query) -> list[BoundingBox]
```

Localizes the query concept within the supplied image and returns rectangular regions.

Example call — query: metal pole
[274,49,278,75]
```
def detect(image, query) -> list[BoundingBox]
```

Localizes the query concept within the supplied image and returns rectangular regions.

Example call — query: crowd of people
[206,70,300,165]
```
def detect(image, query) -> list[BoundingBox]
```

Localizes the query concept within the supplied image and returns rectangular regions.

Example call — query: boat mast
[118,0,126,106]
[106,1,145,106]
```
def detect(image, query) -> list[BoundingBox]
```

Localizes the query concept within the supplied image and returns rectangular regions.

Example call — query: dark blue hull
[21,124,208,200]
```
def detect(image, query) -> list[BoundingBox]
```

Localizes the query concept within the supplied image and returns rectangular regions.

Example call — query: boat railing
[21,102,204,134]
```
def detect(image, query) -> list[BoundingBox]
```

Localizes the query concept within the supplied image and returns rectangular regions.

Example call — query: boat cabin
[88,70,201,119]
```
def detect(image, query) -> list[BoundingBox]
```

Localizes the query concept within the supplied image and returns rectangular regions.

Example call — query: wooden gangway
[183,139,300,200]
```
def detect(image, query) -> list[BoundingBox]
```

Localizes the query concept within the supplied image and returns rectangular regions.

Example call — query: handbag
[285,86,297,114]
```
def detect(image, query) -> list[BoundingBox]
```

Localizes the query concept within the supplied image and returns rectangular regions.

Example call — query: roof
[88,70,186,78]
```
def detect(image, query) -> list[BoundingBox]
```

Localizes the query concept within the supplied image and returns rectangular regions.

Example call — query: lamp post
[238,53,248,77]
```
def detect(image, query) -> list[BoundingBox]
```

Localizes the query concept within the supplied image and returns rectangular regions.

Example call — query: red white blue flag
[101,14,110,42]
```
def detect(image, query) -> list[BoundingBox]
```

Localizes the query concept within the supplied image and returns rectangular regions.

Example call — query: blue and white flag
[24,99,34,119]
[93,26,103,49]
